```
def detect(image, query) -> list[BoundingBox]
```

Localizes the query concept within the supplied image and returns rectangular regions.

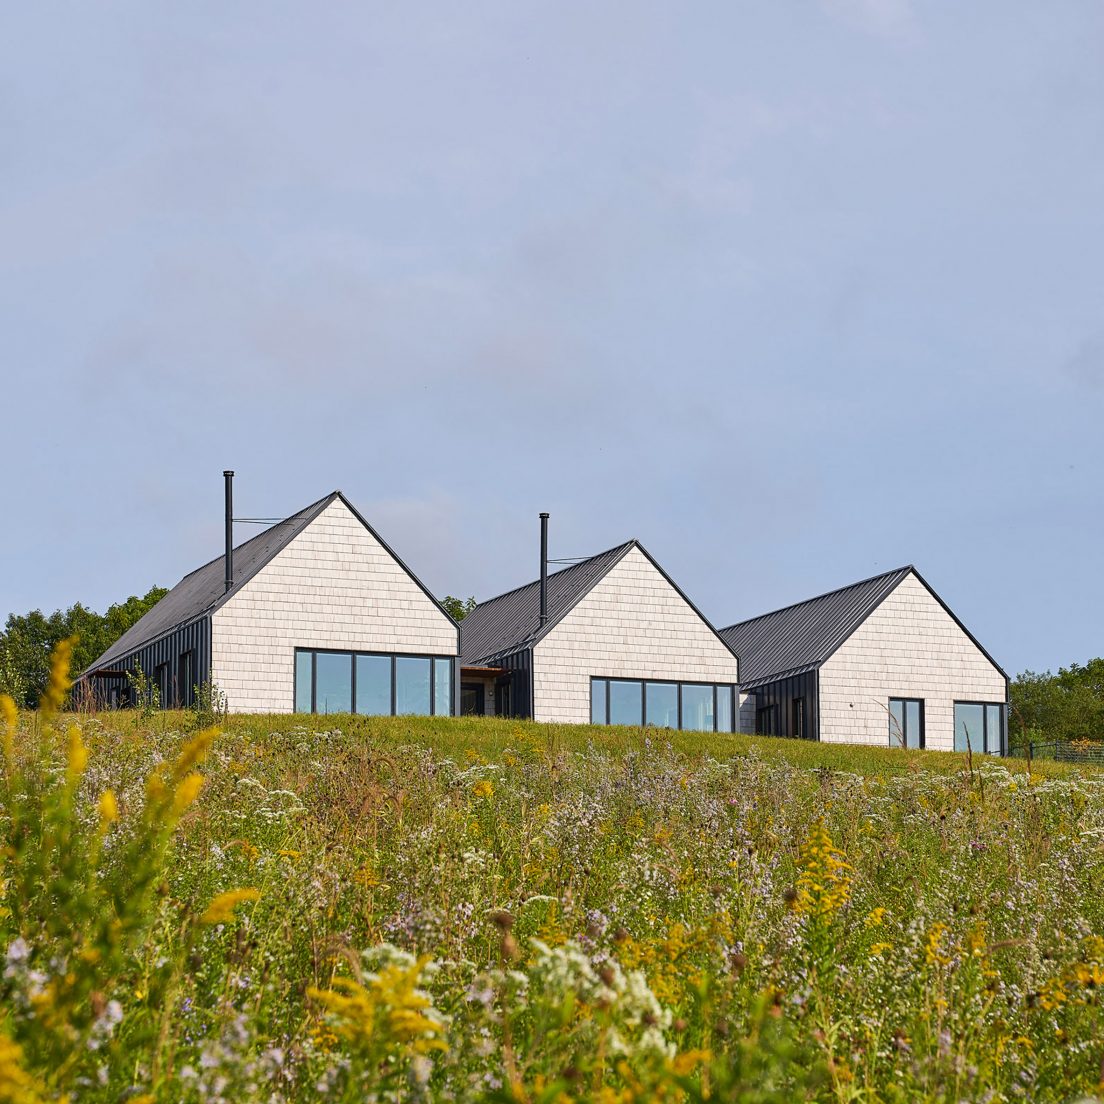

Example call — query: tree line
[1008,658,1104,747]
[0,587,167,708]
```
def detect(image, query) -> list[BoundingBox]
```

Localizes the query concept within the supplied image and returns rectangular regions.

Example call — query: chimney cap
[539,511,549,518]
[224,469,235,477]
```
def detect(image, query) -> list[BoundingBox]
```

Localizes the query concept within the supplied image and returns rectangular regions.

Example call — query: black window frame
[756,704,775,736]
[888,697,925,749]
[294,647,455,717]
[953,700,1006,756]
[792,697,805,739]
[589,676,737,733]
[177,650,195,709]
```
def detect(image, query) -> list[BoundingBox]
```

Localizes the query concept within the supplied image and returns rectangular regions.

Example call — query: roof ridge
[469,539,636,609]
[721,565,913,632]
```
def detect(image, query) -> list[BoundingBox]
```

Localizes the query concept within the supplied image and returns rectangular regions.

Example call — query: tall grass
[2,647,1103,1101]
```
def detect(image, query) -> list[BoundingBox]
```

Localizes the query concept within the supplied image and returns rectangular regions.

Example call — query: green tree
[0,585,167,708]
[1010,657,1104,745]
[441,594,476,621]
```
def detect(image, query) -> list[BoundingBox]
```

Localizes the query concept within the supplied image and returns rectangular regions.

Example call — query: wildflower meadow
[2,645,1103,1102]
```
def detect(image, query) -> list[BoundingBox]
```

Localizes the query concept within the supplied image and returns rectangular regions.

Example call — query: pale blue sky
[2,2,1102,675]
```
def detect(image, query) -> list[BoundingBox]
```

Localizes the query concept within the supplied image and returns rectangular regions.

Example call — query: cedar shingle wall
[532,547,740,725]
[819,573,1005,750]
[210,499,457,713]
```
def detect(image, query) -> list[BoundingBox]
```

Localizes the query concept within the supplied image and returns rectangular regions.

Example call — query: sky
[2,1,1102,676]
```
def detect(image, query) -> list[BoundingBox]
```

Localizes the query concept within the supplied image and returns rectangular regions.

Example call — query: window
[792,697,805,739]
[316,652,353,714]
[756,705,775,736]
[155,663,170,710]
[889,698,924,749]
[591,678,607,724]
[681,684,714,732]
[434,658,452,717]
[178,651,195,709]
[590,678,737,732]
[396,656,431,715]
[356,655,391,716]
[461,683,485,716]
[609,680,643,727]
[645,682,678,728]
[295,651,313,712]
[954,702,1004,755]
[294,649,454,717]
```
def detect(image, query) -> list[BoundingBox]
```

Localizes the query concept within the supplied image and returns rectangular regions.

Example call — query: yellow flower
[172,772,204,815]
[0,694,16,764]
[278,848,303,861]
[865,907,887,928]
[98,789,119,826]
[201,888,261,925]
[67,726,88,781]
[472,779,494,799]
[308,955,447,1055]
[172,727,218,780]
[0,1032,47,1104]
[793,820,853,921]
[925,922,952,967]
[40,637,75,720]
[669,1049,712,1076]
[869,942,893,957]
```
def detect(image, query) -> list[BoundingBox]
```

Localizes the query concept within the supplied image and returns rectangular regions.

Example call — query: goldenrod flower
[0,693,16,765]
[66,726,88,782]
[98,789,119,826]
[171,773,204,815]
[925,922,952,967]
[0,1032,47,1103]
[471,779,493,799]
[201,888,261,925]
[40,637,75,720]
[793,820,853,921]
[171,727,218,781]
[308,955,448,1055]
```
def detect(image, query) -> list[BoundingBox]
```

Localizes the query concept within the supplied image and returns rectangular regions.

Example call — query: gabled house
[459,518,741,730]
[82,481,460,715]
[719,566,1008,753]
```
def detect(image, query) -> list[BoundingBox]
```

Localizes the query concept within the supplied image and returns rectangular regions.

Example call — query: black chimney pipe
[224,471,234,593]
[539,512,549,627]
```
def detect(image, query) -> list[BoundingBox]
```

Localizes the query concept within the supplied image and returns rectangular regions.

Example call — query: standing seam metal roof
[83,493,338,674]
[459,542,635,664]
[719,566,914,688]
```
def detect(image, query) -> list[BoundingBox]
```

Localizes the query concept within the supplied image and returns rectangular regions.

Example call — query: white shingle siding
[210,498,457,713]
[532,546,740,725]
[818,573,1005,750]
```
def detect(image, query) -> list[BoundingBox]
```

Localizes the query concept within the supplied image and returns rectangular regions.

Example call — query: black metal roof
[460,541,635,664]
[84,493,337,674]
[84,490,461,676]
[719,566,915,689]
[719,564,1008,690]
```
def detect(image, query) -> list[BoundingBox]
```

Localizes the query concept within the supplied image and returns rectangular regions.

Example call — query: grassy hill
[2,703,1103,1102]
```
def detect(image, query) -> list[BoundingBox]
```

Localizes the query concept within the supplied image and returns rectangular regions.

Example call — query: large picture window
[954,702,1004,756]
[294,649,454,717]
[590,677,736,733]
[888,697,924,749]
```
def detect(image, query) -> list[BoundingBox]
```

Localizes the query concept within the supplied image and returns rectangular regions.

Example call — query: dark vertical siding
[498,648,532,719]
[752,670,819,740]
[85,617,211,709]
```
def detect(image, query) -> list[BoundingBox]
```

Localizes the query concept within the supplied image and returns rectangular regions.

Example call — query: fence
[1008,740,1104,765]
